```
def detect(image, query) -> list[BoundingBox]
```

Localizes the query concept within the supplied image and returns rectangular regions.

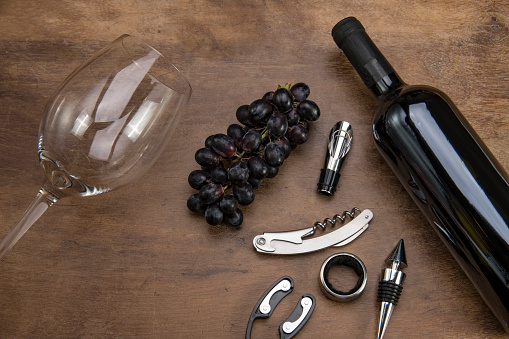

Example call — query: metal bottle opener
[253,208,373,255]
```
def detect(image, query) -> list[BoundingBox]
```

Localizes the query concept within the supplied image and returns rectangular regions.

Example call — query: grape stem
[261,129,270,141]
[255,126,270,141]
[233,151,245,161]
[277,82,292,90]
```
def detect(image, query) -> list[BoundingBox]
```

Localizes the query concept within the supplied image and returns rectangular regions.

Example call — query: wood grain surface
[1,0,509,337]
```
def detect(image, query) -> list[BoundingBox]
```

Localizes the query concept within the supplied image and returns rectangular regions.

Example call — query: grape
[228,161,249,185]
[188,82,321,227]
[224,209,243,227]
[187,194,207,213]
[266,165,279,178]
[236,105,255,127]
[286,108,300,126]
[188,170,211,189]
[195,148,221,167]
[233,183,255,205]
[262,91,274,103]
[248,99,273,121]
[290,83,310,102]
[248,176,262,190]
[272,88,294,113]
[210,167,228,185]
[211,134,237,158]
[205,203,223,225]
[227,124,246,146]
[220,194,238,214]
[205,135,215,148]
[247,156,268,179]
[240,129,262,153]
[198,182,224,204]
[264,142,285,167]
[296,100,320,121]
[267,112,288,138]
[274,137,291,159]
[287,125,309,145]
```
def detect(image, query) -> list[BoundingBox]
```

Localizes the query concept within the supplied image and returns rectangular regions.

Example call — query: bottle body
[373,84,509,331]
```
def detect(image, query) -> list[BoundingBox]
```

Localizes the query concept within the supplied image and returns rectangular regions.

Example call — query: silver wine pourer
[317,121,353,196]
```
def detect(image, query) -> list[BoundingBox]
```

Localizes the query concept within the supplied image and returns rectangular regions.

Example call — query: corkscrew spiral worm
[310,207,361,235]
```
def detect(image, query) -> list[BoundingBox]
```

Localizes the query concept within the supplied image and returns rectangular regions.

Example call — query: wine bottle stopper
[317,121,353,196]
[377,239,407,339]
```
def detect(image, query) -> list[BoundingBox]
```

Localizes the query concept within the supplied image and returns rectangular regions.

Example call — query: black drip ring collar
[319,252,367,302]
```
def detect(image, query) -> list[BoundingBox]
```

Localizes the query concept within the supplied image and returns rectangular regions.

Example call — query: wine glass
[0,35,192,260]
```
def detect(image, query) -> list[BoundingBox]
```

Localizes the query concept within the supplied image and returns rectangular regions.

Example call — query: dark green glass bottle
[332,17,509,333]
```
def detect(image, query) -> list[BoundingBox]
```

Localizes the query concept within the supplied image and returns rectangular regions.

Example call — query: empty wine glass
[0,35,192,260]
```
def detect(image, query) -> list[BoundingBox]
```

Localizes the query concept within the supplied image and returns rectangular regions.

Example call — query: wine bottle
[332,17,509,333]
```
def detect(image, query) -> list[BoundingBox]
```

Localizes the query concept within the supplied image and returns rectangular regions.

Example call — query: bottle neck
[331,17,405,100]
[370,72,405,101]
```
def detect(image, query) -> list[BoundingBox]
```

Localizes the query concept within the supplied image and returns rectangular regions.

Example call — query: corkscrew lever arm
[253,209,373,255]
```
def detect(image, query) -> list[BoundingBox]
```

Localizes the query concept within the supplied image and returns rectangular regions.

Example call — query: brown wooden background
[1,0,509,337]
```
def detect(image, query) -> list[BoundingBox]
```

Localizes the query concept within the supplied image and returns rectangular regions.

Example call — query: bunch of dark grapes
[187,82,320,227]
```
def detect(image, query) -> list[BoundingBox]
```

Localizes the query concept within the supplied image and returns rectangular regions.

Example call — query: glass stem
[0,185,59,261]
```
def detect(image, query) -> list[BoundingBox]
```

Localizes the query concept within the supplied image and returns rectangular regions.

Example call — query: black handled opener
[279,293,316,339]
[246,276,294,339]
[246,276,315,338]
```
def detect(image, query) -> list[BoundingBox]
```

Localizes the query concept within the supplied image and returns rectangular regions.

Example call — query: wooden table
[1,0,509,337]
